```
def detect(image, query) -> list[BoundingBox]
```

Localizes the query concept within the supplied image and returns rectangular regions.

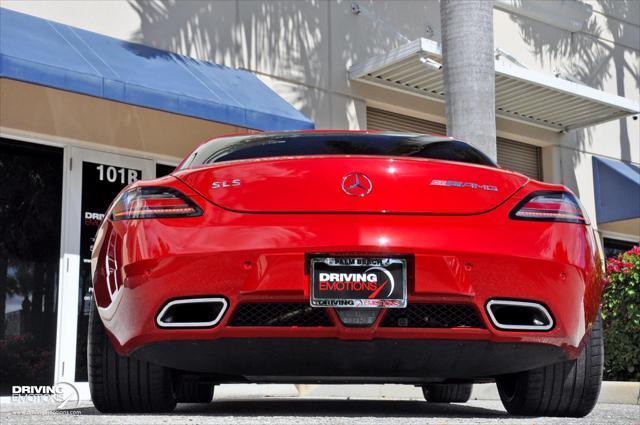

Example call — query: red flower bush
[601,245,640,381]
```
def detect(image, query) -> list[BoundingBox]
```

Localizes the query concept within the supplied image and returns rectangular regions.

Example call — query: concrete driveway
[2,398,639,425]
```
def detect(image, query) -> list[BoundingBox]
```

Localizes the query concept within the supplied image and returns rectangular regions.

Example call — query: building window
[0,138,63,395]
[156,163,176,178]
[603,238,637,260]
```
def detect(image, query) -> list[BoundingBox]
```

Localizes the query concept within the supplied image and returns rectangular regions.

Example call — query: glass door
[57,147,154,397]
[0,138,64,396]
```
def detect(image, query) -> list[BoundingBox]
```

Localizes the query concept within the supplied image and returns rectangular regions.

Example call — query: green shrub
[601,245,640,381]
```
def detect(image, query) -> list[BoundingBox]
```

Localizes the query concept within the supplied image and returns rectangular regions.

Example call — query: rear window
[179,132,496,169]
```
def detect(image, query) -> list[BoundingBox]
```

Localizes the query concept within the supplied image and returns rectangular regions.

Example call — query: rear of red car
[88,132,605,416]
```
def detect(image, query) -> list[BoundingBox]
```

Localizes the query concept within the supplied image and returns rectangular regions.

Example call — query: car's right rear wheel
[422,383,473,403]
[88,300,177,413]
[495,315,603,417]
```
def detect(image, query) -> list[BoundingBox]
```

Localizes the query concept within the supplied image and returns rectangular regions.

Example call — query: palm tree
[440,0,497,160]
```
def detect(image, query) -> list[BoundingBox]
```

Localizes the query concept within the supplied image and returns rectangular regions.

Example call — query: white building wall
[3,0,639,235]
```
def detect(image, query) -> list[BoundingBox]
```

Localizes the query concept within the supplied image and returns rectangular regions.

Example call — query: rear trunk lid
[176,156,528,214]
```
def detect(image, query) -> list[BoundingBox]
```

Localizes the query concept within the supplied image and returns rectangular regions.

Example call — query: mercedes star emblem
[342,172,373,197]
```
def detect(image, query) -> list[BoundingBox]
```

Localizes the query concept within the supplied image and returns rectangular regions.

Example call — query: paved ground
[2,398,639,425]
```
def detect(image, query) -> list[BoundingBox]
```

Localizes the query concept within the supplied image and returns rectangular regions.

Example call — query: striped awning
[349,38,639,132]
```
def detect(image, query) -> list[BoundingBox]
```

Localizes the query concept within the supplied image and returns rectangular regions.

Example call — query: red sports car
[89,131,605,417]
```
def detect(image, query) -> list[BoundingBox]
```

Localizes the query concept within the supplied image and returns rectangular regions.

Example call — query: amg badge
[430,179,498,192]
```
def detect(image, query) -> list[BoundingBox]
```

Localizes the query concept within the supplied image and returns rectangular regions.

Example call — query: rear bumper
[95,244,601,360]
[92,189,604,369]
[130,338,569,383]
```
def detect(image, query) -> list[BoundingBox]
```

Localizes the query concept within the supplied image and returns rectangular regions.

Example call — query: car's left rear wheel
[88,301,177,413]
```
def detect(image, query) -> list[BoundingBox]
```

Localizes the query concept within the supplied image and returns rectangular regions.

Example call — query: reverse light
[509,191,588,224]
[111,187,202,220]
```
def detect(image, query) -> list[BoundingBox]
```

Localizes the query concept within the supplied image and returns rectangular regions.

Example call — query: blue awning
[592,156,640,223]
[0,8,314,131]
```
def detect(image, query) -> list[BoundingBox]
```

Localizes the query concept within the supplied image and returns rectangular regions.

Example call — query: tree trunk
[440,0,497,161]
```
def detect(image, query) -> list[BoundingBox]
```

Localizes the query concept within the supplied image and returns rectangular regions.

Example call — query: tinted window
[0,139,62,395]
[179,133,496,169]
[603,238,637,259]
[155,163,176,177]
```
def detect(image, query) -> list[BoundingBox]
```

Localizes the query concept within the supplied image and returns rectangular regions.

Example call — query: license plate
[310,257,407,308]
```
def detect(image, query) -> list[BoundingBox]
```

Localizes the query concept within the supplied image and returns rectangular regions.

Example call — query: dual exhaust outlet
[155,297,553,331]
[486,299,554,331]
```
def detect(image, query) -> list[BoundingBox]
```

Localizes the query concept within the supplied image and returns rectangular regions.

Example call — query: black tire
[88,300,177,413]
[422,383,473,403]
[496,315,603,417]
[175,381,215,403]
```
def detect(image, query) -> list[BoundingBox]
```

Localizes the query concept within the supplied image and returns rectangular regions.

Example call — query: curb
[470,381,640,405]
[295,381,640,405]
[216,384,300,399]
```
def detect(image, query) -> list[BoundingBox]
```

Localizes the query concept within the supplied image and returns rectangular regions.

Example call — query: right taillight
[510,191,588,224]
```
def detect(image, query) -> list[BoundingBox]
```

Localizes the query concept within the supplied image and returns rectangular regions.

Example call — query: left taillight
[509,191,589,224]
[111,187,203,220]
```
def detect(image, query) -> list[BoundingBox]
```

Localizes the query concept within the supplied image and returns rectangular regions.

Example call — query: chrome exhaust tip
[156,297,228,328]
[486,299,554,331]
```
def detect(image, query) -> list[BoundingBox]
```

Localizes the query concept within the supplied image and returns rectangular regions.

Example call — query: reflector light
[510,191,588,224]
[111,187,202,220]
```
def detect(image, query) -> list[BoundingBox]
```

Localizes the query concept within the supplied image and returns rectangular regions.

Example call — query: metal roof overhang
[349,38,640,132]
